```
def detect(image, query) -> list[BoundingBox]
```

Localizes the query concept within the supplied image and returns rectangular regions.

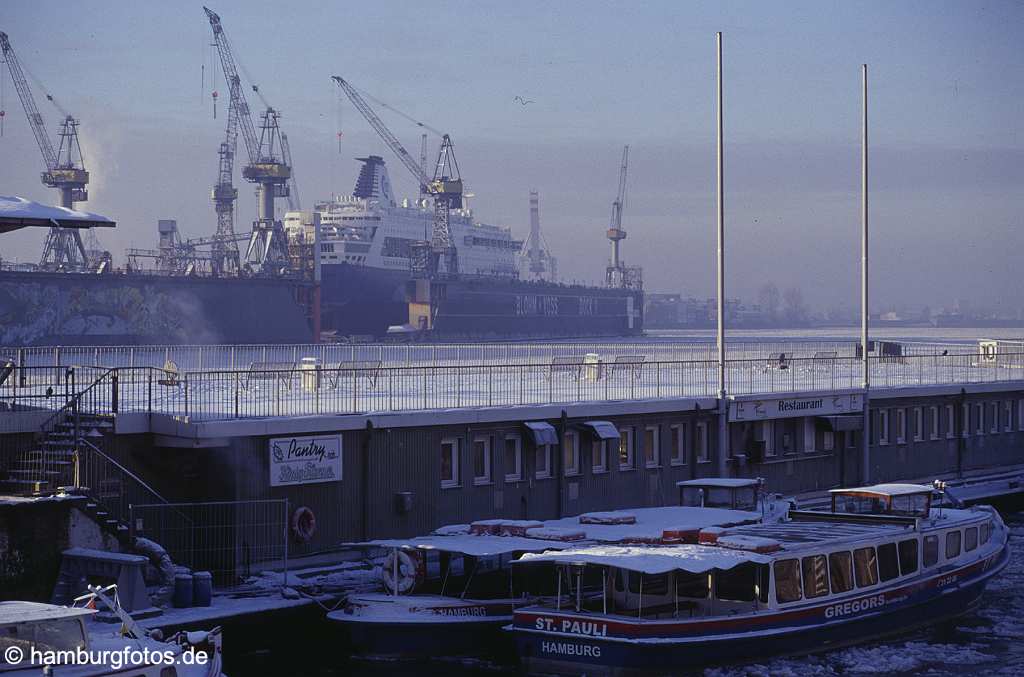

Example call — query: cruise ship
[286,156,643,340]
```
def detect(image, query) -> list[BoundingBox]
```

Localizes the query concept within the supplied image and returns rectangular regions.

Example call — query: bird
[513,96,535,106]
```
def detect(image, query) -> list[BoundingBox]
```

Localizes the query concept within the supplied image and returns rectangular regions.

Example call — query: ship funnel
[353,155,395,206]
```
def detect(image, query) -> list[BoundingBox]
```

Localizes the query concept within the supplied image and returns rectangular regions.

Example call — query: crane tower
[1,31,92,270]
[204,6,292,275]
[606,145,642,289]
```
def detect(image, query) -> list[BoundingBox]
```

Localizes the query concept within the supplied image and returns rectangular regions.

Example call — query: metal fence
[130,499,289,589]
[5,352,1024,422]
[7,338,970,371]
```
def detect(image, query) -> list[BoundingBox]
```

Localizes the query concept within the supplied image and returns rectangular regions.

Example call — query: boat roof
[676,478,760,489]
[516,544,771,574]
[829,483,933,498]
[0,601,95,625]
[353,534,577,557]
[0,195,115,234]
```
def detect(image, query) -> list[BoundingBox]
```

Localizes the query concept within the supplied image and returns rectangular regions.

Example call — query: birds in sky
[513,96,535,106]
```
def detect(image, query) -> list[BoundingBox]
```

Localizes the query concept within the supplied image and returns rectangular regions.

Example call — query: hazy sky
[1,0,1021,312]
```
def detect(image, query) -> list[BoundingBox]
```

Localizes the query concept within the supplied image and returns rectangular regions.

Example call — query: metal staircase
[0,368,168,547]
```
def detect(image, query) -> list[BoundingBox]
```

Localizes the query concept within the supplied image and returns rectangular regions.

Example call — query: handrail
[77,436,175,508]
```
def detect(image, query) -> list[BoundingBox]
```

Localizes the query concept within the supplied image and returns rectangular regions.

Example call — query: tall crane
[209,70,241,276]
[606,145,642,289]
[332,76,463,277]
[0,31,91,270]
[204,6,292,275]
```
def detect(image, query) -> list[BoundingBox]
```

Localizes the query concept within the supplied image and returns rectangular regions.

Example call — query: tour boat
[330,478,790,661]
[510,483,1010,675]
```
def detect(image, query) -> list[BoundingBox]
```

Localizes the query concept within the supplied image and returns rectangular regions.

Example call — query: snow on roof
[0,195,115,231]
[676,478,760,488]
[354,534,576,557]
[0,601,95,625]
[544,505,760,543]
[830,483,933,497]
[516,544,770,575]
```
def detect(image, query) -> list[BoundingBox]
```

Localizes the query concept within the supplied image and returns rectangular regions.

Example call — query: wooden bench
[243,361,297,390]
[548,356,584,380]
[609,355,646,379]
[323,360,383,389]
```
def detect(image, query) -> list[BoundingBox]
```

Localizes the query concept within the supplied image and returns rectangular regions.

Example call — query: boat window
[758,564,770,604]
[705,487,734,509]
[643,573,670,596]
[614,569,625,593]
[715,562,757,602]
[877,543,900,582]
[774,559,802,603]
[946,531,962,559]
[923,535,939,567]
[890,493,930,517]
[1,616,88,654]
[897,539,918,575]
[675,571,710,599]
[854,547,879,587]
[801,555,830,599]
[980,522,991,545]
[627,571,642,594]
[828,551,854,593]
[964,527,978,552]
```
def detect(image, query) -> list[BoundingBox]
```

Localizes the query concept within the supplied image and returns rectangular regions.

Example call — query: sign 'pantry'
[269,435,343,487]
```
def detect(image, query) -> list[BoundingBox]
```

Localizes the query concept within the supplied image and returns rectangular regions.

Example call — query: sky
[1,0,1021,313]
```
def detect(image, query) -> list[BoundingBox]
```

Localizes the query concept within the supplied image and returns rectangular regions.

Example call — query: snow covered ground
[5,353,1024,422]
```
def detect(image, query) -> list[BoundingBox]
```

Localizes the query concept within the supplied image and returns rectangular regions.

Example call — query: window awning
[818,414,864,432]
[582,420,620,440]
[524,421,558,446]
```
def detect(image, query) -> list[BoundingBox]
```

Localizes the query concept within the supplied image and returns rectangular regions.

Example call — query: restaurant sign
[730,393,863,422]
[269,435,342,487]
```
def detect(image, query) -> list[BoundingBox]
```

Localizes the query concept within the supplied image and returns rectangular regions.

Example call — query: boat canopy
[829,483,932,498]
[352,534,576,557]
[676,478,760,489]
[0,601,95,625]
[582,420,620,440]
[524,421,558,446]
[515,544,771,575]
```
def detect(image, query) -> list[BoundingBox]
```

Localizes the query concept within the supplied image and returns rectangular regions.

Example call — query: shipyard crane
[605,145,642,289]
[209,72,241,276]
[204,6,292,275]
[0,31,92,270]
[332,76,463,277]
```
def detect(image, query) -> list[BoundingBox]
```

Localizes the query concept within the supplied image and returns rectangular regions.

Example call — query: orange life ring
[291,506,317,543]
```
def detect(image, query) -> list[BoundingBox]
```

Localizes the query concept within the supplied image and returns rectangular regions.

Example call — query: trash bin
[192,571,212,607]
[173,573,193,608]
[299,356,320,392]
[582,353,602,381]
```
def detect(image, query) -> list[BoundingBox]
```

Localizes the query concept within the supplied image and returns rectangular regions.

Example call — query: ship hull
[0,270,314,346]
[319,263,644,339]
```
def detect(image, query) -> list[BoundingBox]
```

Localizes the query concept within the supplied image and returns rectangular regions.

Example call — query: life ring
[291,506,317,543]
[381,549,424,594]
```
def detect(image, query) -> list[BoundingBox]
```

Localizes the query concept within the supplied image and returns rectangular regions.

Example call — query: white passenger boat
[510,483,1010,675]
[330,478,790,661]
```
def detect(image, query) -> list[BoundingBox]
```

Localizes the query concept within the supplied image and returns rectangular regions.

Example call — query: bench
[323,360,383,389]
[548,356,584,380]
[809,351,838,370]
[609,355,646,379]
[243,361,297,390]
[764,352,790,371]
